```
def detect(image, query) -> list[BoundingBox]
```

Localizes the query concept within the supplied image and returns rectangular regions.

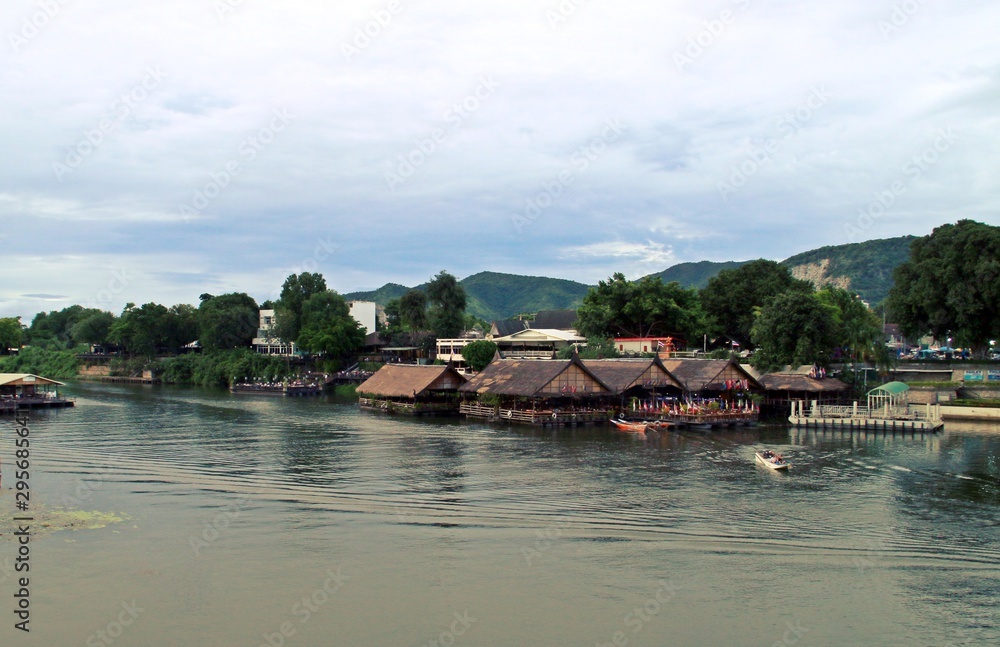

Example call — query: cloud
[2,0,999,319]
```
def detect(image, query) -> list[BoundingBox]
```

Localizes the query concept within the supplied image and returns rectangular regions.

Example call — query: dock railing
[793,400,942,423]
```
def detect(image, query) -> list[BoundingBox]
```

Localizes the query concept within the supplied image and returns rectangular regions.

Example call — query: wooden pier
[459,402,609,427]
[788,400,943,432]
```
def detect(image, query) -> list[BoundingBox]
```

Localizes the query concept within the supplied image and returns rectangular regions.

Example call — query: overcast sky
[2,0,998,320]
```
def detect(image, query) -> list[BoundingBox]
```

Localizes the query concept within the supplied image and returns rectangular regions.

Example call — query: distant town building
[615,337,680,356]
[348,301,378,335]
[252,309,296,356]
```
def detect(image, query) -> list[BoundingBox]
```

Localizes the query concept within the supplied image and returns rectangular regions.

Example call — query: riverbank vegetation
[0,345,81,379]
[5,221,999,388]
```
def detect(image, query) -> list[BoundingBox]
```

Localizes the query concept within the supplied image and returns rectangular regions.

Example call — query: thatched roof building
[357,365,467,416]
[748,365,850,407]
[460,357,611,398]
[659,359,761,394]
[582,358,682,396]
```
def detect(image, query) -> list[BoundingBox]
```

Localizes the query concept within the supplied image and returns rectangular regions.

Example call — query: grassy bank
[154,350,293,388]
[0,346,81,379]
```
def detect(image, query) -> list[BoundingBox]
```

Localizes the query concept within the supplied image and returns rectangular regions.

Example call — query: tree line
[2,220,997,378]
[571,219,1000,371]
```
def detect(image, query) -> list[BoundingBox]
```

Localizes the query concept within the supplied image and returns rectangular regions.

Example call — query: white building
[349,301,378,335]
[252,309,296,356]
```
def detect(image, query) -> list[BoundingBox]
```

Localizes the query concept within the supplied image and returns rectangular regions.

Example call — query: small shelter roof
[529,310,578,331]
[0,373,65,387]
[757,373,849,393]
[491,320,529,338]
[659,359,761,392]
[868,381,910,396]
[493,328,585,343]
[583,358,682,394]
[460,357,611,397]
[357,365,466,399]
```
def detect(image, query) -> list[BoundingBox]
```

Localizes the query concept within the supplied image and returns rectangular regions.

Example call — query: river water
[1,382,999,646]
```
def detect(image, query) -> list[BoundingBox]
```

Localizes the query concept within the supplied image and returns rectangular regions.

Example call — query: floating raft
[787,400,943,432]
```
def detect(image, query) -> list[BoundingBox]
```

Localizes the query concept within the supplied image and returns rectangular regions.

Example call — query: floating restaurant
[357,364,467,415]
[459,356,613,426]
[0,373,75,413]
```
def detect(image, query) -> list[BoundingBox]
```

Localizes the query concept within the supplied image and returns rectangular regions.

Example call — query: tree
[274,272,328,342]
[0,317,22,354]
[69,311,115,347]
[556,338,621,360]
[426,271,467,339]
[398,289,429,330]
[817,286,891,370]
[461,340,497,371]
[163,304,200,354]
[198,293,259,351]
[108,303,171,356]
[296,290,366,357]
[750,290,838,373]
[24,305,108,349]
[700,259,813,346]
[575,273,708,343]
[887,220,1000,356]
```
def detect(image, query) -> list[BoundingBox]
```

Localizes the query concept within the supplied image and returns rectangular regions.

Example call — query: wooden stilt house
[459,356,613,426]
[657,359,763,427]
[582,357,682,419]
[357,364,467,416]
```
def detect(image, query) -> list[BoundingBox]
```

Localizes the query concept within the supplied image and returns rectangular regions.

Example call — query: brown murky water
[1,382,998,646]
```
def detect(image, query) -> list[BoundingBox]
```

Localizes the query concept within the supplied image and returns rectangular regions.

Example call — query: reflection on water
[1,382,998,646]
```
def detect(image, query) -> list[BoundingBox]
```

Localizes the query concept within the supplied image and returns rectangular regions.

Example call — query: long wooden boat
[610,419,673,433]
[755,451,790,471]
[611,419,652,433]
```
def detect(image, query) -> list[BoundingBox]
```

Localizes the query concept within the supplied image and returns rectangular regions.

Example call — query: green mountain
[344,236,916,323]
[343,282,412,305]
[780,236,915,304]
[458,272,590,321]
[647,260,751,289]
[344,272,590,322]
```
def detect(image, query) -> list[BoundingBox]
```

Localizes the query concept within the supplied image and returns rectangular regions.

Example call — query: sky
[2,0,998,321]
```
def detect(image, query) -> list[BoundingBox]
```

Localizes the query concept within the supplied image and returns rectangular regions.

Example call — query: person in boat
[774,454,783,464]
[762,450,774,459]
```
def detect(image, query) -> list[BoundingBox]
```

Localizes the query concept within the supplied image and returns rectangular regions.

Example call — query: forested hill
[645,261,750,289]
[344,272,591,322]
[780,235,915,304]
[344,236,916,321]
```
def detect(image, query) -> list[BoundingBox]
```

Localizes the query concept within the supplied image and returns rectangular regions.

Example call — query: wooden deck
[788,401,944,432]
[460,402,609,427]
[0,396,75,413]
[359,397,460,416]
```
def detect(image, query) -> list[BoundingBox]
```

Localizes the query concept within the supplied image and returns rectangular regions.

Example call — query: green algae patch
[0,491,130,540]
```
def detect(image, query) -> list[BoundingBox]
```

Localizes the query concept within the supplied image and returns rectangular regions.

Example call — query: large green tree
[0,317,23,354]
[274,272,328,342]
[575,273,707,343]
[198,293,259,351]
[460,340,498,371]
[887,220,1000,356]
[163,304,200,353]
[295,290,366,357]
[750,290,839,373]
[69,311,116,347]
[426,271,467,339]
[398,289,429,330]
[700,259,812,346]
[25,305,110,349]
[817,286,891,370]
[108,303,172,356]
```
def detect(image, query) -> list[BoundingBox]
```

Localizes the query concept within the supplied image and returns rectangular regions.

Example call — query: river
[1,382,998,646]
